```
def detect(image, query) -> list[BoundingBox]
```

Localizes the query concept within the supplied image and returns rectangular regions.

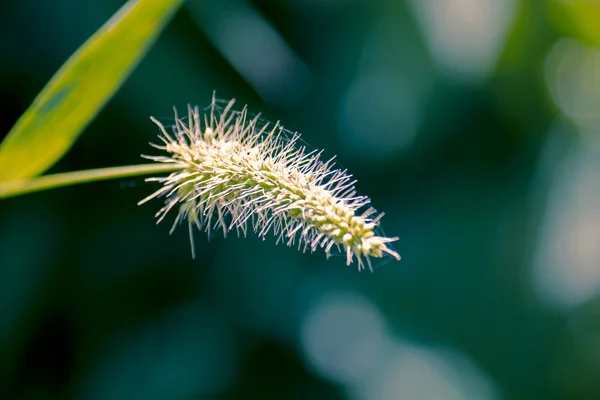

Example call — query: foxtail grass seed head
[139,95,400,271]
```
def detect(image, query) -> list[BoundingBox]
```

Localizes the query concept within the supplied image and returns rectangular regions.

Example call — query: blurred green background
[2,0,600,399]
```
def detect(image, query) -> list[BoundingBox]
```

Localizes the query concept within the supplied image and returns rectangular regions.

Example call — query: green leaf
[0,0,185,182]
[549,0,600,45]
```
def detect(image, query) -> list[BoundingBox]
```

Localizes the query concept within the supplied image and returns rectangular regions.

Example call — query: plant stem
[0,163,183,199]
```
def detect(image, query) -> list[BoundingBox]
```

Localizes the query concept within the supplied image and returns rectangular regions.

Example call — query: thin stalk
[0,163,183,199]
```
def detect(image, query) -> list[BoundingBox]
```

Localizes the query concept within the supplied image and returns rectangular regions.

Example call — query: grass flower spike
[139,96,400,271]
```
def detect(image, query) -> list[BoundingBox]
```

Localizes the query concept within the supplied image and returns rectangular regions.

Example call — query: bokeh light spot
[533,134,600,310]
[409,0,517,83]
[301,291,388,385]
[545,39,600,125]
[356,344,498,400]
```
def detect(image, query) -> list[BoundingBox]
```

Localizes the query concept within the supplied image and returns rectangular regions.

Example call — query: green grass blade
[0,163,183,199]
[0,0,185,182]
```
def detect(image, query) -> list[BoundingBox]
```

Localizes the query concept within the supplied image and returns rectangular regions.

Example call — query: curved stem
[0,163,183,199]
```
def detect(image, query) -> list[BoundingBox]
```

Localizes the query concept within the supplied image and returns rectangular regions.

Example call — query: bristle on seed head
[139,95,400,271]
